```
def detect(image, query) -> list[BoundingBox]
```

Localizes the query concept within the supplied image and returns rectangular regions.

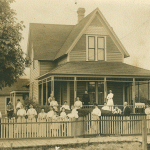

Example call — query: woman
[50,97,58,111]
[74,97,82,109]
[107,90,114,111]
[67,105,78,118]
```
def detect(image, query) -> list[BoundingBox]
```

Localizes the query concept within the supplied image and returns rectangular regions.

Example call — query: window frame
[86,35,106,61]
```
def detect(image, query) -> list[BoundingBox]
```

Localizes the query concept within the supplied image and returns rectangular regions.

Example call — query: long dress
[107,93,114,111]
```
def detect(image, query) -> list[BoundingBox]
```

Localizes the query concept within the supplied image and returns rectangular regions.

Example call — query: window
[87,35,106,61]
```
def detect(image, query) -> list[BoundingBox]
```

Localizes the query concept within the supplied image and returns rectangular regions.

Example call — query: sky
[10,0,150,78]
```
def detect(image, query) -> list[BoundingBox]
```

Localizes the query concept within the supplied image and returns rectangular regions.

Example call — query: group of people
[5,89,131,120]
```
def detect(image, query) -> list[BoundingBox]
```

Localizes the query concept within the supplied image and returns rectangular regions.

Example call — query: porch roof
[38,62,150,80]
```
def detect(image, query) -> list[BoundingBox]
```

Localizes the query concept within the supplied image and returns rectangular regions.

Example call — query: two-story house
[27,7,150,110]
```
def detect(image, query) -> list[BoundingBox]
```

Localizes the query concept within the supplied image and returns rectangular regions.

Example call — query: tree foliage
[0,0,25,89]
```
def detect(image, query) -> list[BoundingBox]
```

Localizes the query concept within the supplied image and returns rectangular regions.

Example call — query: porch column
[41,81,43,105]
[74,77,77,102]
[51,76,54,97]
[148,81,149,100]
[95,82,98,104]
[46,79,48,105]
[123,83,125,105]
[13,92,16,113]
[132,78,135,113]
[67,81,70,106]
[104,77,107,102]
[138,82,140,102]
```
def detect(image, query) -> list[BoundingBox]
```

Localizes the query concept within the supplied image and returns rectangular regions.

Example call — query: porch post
[104,77,107,103]
[96,82,98,104]
[46,79,48,105]
[67,81,70,106]
[148,81,149,100]
[74,77,77,102]
[123,83,125,105]
[132,78,135,113]
[41,81,43,105]
[51,76,54,97]
[14,92,16,113]
[138,82,139,102]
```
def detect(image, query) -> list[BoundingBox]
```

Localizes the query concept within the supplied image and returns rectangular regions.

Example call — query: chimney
[77,8,85,23]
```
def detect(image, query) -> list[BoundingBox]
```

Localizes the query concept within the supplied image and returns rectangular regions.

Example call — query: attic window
[87,35,106,61]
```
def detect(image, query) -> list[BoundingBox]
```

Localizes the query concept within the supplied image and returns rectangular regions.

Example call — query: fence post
[142,119,147,150]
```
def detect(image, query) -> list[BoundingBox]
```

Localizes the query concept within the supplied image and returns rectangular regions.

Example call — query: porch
[38,76,150,113]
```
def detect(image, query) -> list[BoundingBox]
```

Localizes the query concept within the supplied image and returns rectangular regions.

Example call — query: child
[47,106,54,118]
[60,107,67,118]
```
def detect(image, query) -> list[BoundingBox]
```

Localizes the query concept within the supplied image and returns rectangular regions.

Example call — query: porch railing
[0,114,149,139]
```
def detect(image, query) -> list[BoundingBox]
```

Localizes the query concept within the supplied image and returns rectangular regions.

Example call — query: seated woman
[38,109,47,119]
[74,97,82,109]
[60,101,70,111]
[50,97,58,111]
[47,106,54,119]
[67,105,78,118]
[101,102,110,111]
[60,107,67,119]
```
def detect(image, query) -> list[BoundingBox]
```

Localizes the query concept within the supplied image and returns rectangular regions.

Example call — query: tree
[0,0,25,89]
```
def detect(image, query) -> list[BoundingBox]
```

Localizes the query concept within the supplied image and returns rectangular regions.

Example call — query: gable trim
[66,8,129,58]
[66,9,98,55]
[96,9,129,58]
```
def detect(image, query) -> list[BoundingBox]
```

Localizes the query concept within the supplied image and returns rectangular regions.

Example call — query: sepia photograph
[1,0,150,149]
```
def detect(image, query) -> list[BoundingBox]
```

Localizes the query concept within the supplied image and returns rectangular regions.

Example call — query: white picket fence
[1,114,150,139]
[0,117,75,139]
[84,113,147,135]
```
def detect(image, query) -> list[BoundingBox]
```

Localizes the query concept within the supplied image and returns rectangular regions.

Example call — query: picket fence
[84,113,147,135]
[0,117,78,139]
[0,114,149,139]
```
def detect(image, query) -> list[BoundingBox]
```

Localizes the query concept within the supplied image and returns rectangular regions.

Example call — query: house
[27,7,150,111]
[0,78,29,115]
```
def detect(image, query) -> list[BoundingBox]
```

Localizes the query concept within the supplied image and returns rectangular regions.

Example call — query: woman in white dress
[107,90,114,111]
[74,97,82,109]
[50,97,58,111]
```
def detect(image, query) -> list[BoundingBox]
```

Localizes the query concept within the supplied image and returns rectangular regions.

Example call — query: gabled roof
[0,79,29,96]
[55,8,129,59]
[27,8,129,61]
[27,24,74,60]
[37,62,150,80]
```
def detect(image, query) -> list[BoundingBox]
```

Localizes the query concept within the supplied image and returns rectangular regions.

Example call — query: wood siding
[30,60,40,102]
[69,35,86,61]
[107,82,123,105]
[106,36,123,62]
[0,96,7,115]
[40,61,56,76]
[85,26,108,35]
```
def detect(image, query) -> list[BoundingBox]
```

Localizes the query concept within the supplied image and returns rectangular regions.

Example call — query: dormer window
[86,35,106,61]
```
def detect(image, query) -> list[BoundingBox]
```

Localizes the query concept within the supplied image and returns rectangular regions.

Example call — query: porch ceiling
[38,62,150,80]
